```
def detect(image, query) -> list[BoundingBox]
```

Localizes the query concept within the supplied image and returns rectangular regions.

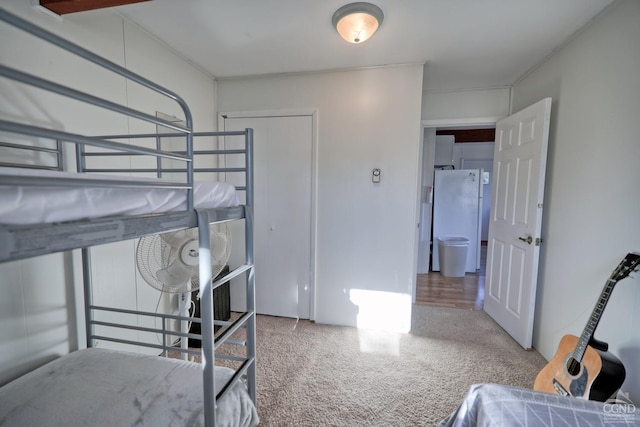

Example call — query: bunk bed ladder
[244,129,257,405]
[198,129,255,427]
[82,248,95,348]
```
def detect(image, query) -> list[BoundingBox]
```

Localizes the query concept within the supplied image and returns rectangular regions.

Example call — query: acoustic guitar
[533,252,640,401]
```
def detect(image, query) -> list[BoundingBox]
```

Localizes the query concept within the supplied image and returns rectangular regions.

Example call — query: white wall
[217,65,424,331]
[512,0,640,401]
[422,87,511,122]
[0,1,215,384]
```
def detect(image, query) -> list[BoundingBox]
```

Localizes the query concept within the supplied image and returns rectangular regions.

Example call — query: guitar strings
[550,259,634,339]
[549,292,600,338]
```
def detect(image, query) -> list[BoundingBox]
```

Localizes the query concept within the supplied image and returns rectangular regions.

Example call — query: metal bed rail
[195,129,255,425]
[88,309,251,357]
[0,6,195,208]
[80,301,256,407]
[78,131,251,193]
[0,140,63,171]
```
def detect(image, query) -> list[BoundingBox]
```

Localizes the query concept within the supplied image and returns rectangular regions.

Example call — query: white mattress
[0,167,240,225]
[0,348,259,427]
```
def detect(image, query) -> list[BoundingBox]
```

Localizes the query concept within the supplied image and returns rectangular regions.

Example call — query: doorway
[415,98,551,349]
[415,124,495,310]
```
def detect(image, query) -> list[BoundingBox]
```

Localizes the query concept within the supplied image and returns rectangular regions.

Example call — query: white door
[223,115,313,319]
[484,98,552,349]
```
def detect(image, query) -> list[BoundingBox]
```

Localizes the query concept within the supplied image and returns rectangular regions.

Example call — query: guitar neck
[573,278,617,361]
[570,253,640,363]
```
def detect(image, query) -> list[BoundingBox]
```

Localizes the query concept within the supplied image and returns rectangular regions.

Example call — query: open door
[484,98,552,349]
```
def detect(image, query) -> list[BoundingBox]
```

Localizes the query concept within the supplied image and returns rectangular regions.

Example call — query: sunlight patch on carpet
[349,289,411,333]
[356,329,401,356]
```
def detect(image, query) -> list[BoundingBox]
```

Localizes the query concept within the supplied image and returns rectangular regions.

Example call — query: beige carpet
[239,305,547,427]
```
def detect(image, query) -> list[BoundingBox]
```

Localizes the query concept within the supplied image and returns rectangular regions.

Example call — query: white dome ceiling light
[332,2,384,44]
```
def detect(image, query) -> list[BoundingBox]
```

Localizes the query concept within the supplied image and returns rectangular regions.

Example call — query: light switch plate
[372,168,381,183]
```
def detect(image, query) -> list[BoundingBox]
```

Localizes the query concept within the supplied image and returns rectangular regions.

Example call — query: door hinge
[535,237,544,246]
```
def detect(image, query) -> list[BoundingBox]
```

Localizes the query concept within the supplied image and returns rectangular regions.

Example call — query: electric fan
[136,224,231,295]
[135,224,231,357]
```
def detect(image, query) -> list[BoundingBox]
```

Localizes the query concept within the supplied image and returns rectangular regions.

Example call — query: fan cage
[136,224,231,294]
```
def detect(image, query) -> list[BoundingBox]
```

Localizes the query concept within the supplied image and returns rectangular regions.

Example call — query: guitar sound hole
[566,358,581,376]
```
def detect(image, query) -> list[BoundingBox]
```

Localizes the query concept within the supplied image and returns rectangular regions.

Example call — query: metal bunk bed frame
[0,8,256,427]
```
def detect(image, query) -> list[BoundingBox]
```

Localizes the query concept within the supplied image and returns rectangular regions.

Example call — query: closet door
[223,114,313,319]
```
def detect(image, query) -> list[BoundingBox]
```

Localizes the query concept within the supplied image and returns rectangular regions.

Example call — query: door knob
[518,236,533,245]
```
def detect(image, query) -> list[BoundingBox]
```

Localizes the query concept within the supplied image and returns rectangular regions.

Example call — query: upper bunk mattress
[0,347,259,427]
[0,167,240,225]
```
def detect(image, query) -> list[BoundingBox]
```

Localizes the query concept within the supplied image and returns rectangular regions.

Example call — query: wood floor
[415,246,486,310]
[415,273,485,310]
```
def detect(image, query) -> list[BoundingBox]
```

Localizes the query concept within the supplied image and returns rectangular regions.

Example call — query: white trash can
[437,237,470,278]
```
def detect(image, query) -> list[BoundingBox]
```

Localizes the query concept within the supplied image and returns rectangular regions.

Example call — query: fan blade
[210,232,229,262]
[159,229,195,248]
[156,258,193,287]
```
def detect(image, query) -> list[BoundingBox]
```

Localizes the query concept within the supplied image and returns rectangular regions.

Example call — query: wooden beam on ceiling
[39,0,151,15]
[436,128,496,143]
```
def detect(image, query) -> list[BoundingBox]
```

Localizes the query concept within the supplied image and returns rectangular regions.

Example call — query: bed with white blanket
[0,167,239,225]
[0,348,258,427]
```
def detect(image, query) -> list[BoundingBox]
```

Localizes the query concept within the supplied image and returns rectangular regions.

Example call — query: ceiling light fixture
[332,2,384,44]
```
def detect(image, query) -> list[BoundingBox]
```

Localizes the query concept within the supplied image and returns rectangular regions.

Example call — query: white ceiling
[115,0,615,91]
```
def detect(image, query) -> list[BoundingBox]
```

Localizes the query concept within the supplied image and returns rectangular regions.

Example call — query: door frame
[218,109,319,320]
[415,116,504,302]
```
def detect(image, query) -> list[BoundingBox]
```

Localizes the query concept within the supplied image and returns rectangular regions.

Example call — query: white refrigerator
[432,169,483,273]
